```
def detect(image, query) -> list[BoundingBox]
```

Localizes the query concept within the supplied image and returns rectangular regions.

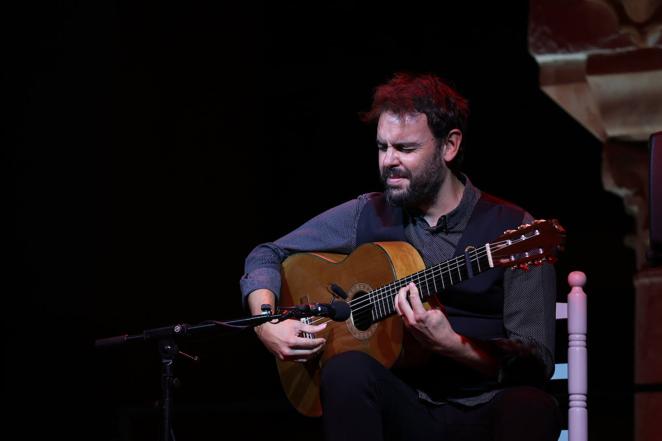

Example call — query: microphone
[293,301,351,322]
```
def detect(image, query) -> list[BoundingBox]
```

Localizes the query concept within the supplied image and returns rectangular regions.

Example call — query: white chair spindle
[567,271,587,441]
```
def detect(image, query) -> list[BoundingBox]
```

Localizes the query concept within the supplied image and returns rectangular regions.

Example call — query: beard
[380,149,446,209]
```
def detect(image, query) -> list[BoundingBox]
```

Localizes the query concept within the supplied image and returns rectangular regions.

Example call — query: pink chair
[553,271,588,441]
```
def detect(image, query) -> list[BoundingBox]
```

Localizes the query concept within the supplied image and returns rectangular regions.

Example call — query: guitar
[276,219,566,417]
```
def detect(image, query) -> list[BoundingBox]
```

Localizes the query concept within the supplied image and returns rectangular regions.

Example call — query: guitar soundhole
[350,291,374,331]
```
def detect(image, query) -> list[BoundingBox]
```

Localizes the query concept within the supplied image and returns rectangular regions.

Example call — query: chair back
[552,271,588,441]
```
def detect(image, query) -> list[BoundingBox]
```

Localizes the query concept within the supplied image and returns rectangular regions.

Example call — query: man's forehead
[379,111,427,126]
[378,111,429,133]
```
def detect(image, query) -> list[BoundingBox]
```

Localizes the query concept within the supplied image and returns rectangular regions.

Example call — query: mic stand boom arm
[93,306,322,441]
[94,304,323,349]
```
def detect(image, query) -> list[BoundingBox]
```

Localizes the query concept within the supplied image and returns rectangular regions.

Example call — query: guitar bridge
[298,295,314,339]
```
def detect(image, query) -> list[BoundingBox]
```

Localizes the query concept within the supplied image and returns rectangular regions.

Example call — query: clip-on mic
[280,301,351,322]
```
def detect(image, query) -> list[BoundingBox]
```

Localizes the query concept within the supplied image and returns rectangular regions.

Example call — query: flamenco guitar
[276,219,566,417]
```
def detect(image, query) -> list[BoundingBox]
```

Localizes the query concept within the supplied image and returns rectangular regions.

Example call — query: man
[240,72,560,441]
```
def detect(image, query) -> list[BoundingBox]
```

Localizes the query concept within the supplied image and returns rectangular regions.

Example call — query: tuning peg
[517,223,531,230]
[504,228,517,235]
[532,219,546,224]
[553,221,566,233]
[513,263,530,271]
[532,259,544,266]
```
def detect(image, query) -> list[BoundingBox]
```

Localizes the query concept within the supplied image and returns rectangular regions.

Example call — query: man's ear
[442,129,462,162]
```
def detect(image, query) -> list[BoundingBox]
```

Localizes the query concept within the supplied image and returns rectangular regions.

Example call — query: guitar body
[276,241,426,417]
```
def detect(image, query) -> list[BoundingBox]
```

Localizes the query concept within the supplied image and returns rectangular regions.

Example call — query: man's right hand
[247,288,326,362]
[255,319,327,363]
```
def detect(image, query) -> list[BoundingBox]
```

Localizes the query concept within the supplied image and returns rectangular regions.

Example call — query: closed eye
[394,143,420,152]
[397,145,418,152]
[376,141,421,152]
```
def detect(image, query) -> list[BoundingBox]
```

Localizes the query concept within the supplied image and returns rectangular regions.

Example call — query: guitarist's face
[377,111,447,209]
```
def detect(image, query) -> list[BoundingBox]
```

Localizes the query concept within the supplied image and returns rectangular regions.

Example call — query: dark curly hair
[361,72,470,168]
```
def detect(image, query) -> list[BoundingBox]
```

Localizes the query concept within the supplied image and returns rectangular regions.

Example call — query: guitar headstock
[490,219,566,270]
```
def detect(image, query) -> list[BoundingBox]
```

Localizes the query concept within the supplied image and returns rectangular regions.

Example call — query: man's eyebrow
[376,140,421,148]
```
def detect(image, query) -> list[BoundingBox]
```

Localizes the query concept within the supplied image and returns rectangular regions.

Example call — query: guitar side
[276,241,425,417]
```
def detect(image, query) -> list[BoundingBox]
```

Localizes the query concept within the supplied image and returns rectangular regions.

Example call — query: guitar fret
[382,288,389,317]
[376,289,384,320]
[454,256,463,282]
[369,291,376,322]
[424,274,434,298]
[387,283,395,311]
[474,248,483,275]
[467,249,477,278]
[438,263,446,289]
[385,289,391,317]
[384,288,390,316]
[373,290,382,320]
[383,289,390,316]
[448,266,454,286]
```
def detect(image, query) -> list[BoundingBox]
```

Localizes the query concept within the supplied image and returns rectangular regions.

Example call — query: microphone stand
[95,306,307,441]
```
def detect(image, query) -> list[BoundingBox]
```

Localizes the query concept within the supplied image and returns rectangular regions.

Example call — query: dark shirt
[240,176,557,406]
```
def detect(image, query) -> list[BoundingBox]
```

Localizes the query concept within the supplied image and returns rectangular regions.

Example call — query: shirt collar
[406,173,482,232]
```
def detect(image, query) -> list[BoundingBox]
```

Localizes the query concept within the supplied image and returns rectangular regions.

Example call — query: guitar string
[301,238,527,328]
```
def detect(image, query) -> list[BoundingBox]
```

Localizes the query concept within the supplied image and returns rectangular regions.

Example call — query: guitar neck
[363,243,493,322]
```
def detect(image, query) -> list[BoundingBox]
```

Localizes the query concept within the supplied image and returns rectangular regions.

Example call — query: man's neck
[419,173,465,227]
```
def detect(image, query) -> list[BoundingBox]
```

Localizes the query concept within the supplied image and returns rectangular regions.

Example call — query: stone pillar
[529,1,662,440]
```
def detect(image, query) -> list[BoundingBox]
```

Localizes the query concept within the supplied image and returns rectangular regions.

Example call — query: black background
[9,1,636,440]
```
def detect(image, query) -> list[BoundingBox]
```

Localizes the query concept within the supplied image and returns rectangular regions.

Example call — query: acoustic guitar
[276,219,566,417]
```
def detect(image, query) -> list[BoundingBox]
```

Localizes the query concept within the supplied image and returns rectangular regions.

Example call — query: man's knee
[494,386,561,440]
[498,386,558,415]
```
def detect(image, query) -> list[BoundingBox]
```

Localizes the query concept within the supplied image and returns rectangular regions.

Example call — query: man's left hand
[394,282,460,354]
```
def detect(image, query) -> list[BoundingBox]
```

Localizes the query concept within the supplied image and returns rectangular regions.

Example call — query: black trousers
[320,351,561,441]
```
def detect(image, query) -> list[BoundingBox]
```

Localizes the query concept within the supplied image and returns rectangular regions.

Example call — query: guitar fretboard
[349,244,493,322]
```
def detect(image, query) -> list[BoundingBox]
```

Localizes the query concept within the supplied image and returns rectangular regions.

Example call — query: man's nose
[382,146,400,167]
